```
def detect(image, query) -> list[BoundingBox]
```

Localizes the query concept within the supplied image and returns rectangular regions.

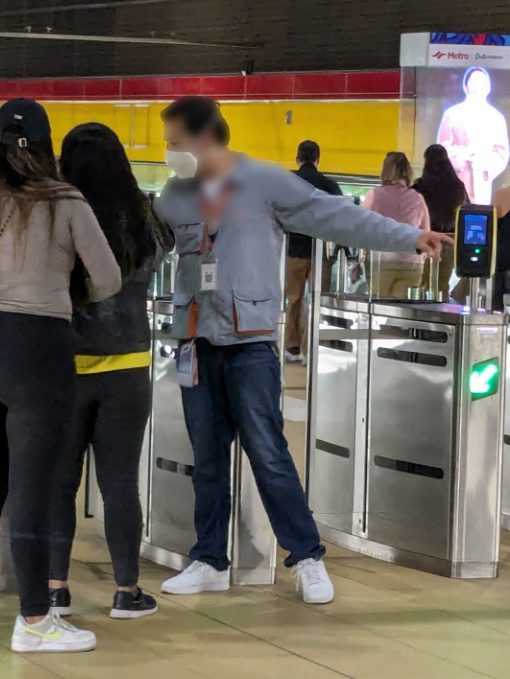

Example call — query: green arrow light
[469,359,500,400]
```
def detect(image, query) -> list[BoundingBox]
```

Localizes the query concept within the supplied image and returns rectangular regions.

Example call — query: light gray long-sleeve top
[155,157,422,345]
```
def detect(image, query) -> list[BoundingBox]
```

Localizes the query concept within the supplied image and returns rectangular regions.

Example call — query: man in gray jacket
[155,97,450,605]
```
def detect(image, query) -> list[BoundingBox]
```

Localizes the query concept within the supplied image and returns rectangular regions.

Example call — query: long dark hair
[415,144,467,232]
[0,127,78,233]
[60,123,154,276]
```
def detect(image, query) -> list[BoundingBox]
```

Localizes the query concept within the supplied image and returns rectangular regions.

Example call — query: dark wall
[0,0,509,78]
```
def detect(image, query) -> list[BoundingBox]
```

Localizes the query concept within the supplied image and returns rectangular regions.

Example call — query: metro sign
[401,33,510,70]
[431,50,469,61]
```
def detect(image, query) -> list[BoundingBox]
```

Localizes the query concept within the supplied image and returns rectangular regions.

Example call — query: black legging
[0,311,75,618]
[50,367,150,587]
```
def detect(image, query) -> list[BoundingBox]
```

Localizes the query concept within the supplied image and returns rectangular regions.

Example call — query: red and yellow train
[0,70,405,178]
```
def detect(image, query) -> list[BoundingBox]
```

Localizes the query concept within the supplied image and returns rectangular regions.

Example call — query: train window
[156,457,194,477]
[320,315,353,329]
[319,340,353,352]
[374,455,444,480]
[316,439,350,459]
[378,325,448,343]
[376,347,447,367]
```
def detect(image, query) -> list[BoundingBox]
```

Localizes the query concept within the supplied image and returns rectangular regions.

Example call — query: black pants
[493,270,510,311]
[0,312,75,618]
[50,368,150,587]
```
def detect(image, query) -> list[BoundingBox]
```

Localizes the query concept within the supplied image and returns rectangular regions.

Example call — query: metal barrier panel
[141,298,196,571]
[368,311,456,559]
[0,510,16,593]
[502,325,510,531]
[308,297,506,579]
[308,299,369,537]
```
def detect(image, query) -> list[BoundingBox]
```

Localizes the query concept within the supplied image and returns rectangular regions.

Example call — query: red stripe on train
[0,71,400,101]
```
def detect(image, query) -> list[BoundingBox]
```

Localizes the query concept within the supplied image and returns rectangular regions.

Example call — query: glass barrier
[367,239,458,303]
[130,161,171,196]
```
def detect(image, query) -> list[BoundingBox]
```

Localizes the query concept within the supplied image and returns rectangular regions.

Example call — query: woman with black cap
[0,99,121,653]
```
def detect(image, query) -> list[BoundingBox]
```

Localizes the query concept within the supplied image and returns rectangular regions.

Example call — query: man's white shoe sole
[302,592,334,605]
[297,580,334,605]
[161,582,230,595]
[109,606,158,620]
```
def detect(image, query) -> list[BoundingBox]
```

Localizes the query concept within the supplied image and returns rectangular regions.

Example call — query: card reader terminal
[455,205,497,278]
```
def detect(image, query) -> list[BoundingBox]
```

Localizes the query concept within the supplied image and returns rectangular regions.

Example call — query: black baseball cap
[0,98,51,147]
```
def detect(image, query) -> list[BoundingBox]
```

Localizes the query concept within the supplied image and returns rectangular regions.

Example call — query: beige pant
[285,256,337,352]
[422,243,455,297]
[374,266,423,299]
[285,257,311,352]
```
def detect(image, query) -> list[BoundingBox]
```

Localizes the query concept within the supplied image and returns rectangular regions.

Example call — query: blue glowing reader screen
[464,214,488,246]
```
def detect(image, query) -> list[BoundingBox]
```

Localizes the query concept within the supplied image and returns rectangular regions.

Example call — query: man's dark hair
[161,96,230,145]
[297,140,320,165]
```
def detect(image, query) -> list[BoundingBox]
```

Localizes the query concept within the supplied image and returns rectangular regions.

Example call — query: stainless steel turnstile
[0,510,15,593]
[501,324,510,531]
[139,296,277,585]
[141,297,195,570]
[308,297,507,578]
[87,251,279,585]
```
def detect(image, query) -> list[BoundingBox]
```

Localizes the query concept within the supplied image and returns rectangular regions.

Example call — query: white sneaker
[285,350,305,365]
[11,611,96,653]
[293,558,334,605]
[161,561,230,595]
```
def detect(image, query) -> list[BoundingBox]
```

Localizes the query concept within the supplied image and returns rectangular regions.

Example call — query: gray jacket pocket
[173,290,197,339]
[174,222,204,255]
[233,290,278,335]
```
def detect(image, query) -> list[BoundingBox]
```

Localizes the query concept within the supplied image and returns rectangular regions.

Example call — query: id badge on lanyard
[199,185,231,292]
[201,257,218,291]
[177,339,199,388]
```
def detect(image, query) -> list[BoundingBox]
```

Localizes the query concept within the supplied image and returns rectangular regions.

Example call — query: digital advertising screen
[413,67,510,205]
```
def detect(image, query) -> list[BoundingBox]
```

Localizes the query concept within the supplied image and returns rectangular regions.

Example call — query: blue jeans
[181,339,325,570]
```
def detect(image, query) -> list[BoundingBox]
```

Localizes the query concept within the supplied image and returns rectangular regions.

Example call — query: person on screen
[437,67,509,205]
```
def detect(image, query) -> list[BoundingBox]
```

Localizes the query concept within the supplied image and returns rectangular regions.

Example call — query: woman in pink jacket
[364,152,430,298]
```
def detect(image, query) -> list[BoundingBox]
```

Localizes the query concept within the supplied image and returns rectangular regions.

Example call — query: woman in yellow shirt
[49,123,172,620]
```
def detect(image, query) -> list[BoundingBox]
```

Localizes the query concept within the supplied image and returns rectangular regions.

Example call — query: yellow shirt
[75,351,151,375]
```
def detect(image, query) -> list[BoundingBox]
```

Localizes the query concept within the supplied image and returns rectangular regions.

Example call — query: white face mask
[164,150,198,179]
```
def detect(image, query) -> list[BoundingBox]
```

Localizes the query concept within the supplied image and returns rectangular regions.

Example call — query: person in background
[285,140,342,364]
[414,144,468,298]
[49,124,172,620]
[154,96,450,606]
[0,100,121,653]
[491,186,510,310]
[363,152,430,298]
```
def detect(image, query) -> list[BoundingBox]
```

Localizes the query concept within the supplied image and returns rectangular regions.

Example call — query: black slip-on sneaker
[49,587,72,617]
[110,587,158,620]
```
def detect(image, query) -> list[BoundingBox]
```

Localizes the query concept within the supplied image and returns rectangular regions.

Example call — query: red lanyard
[199,184,231,253]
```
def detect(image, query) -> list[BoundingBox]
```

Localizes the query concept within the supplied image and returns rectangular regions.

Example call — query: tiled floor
[4,531,510,678]
[3,363,510,677]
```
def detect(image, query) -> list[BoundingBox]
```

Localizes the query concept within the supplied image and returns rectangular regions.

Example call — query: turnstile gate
[0,509,15,593]
[133,297,278,585]
[308,297,507,578]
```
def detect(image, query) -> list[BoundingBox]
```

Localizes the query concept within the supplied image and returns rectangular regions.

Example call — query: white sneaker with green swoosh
[11,610,96,653]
